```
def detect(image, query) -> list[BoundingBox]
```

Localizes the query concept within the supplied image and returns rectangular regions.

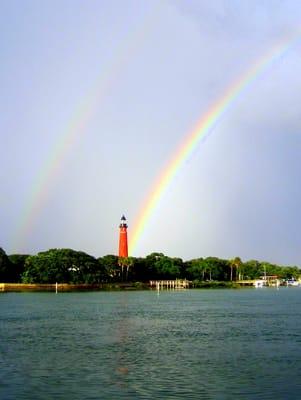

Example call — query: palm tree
[125,257,134,281]
[118,257,134,281]
[229,257,242,281]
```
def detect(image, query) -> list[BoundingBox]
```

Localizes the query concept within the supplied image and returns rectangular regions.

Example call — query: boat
[254,265,267,288]
[286,279,300,287]
[254,280,266,288]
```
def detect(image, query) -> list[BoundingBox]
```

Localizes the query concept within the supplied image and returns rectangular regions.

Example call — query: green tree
[229,257,242,281]
[186,257,228,281]
[204,257,229,281]
[144,253,165,279]
[142,253,181,280]
[281,266,301,280]
[154,256,180,279]
[98,255,119,282]
[186,258,205,280]
[130,257,149,281]
[172,257,184,278]
[22,248,99,283]
[8,254,29,282]
[118,256,135,281]
[0,248,12,282]
[242,260,262,279]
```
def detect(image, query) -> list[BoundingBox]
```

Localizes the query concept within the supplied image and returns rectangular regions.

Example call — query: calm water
[1,288,301,399]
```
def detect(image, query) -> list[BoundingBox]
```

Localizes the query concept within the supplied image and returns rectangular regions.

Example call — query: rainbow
[129,29,301,256]
[13,5,161,251]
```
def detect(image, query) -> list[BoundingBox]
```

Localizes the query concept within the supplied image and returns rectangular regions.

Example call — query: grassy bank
[191,280,241,289]
[0,282,151,292]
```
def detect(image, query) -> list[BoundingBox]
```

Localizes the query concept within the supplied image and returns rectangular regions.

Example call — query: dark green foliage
[143,253,182,280]
[145,252,165,278]
[185,257,229,281]
[0,246,299,284]
[130,257,148,281]
[97,255,119,282]
[0,248,12,282]
[240,260,261,279]
[8,254,29,282]
[153,255,180,279]
[228,257,243,281]
[280,266,300,279]
[21,248,101,284]
[192,280,240,289]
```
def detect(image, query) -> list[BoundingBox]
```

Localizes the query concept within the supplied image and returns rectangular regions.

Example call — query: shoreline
[0,282,151,292]
[0,281,245,292]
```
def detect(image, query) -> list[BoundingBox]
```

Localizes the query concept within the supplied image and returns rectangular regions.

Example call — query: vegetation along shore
[0,247,300,291]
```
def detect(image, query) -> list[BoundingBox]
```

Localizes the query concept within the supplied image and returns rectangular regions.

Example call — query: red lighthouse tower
[119,215,128,258]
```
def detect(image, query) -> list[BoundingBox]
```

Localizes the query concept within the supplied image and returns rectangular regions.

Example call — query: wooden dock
[236,278,281,287]
[236,280,257,286]
[149,279,190,290]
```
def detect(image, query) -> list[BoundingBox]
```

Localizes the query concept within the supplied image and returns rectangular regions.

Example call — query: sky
[1,0,301,265]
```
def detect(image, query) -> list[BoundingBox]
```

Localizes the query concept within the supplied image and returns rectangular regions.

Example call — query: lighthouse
[119,215,128,258]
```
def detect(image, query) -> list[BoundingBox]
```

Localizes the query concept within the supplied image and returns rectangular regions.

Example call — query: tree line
[0,247,300,285]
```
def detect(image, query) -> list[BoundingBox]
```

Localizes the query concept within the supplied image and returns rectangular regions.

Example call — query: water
[1,288,301,399]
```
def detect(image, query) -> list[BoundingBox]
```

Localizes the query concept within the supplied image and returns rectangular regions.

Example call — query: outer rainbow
[129,29,301,255]
[13,5,161,251]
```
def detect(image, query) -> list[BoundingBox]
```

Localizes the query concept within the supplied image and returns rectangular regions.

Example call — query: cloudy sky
[1,0,301,264]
